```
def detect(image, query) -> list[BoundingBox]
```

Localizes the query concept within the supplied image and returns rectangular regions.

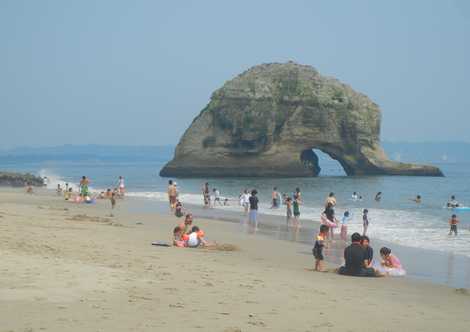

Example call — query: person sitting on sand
[374,247,406,277]
[338,233,377,277]
[173,226,186,247]
[449,214,459,236]
[447,195,460,208]
[313,225,329,272]
[180,214,193,235]
[361,236,373,267]
[184,226,210,248]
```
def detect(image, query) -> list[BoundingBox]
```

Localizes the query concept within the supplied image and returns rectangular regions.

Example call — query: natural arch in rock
[160,62,443,178]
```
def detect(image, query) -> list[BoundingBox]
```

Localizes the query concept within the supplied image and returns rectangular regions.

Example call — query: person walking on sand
[449,214,459,236]
[248,189,259,230]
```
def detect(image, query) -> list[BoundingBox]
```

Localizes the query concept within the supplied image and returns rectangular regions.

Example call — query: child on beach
[110,192,116,210]
[286,197,293,226]
[375,247,406,276]
[175,200,184,218]
[25,182,33,194]
[173,226,186,247]
[64,187,73,201]
[320,203,337,239]
[362,209,369,236]
[184,226,212,248]
[361,236,373,267]
[313,225,329,272]
[449,214,459,236]
[213,188,222,206]
[340,211,351,241]
[56,184,62,195]
[180,214,193,235]
[240,189,250,215]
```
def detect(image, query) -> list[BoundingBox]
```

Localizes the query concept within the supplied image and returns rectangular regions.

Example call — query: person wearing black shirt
[338,233,376,277]
[248,189,259,229]
[361,235,373,267]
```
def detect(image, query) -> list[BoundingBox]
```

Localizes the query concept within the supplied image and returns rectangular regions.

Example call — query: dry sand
[0,188,469,332]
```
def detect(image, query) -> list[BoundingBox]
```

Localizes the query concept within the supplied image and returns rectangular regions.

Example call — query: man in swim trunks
[338,233,377,277]
[271,187,280,208]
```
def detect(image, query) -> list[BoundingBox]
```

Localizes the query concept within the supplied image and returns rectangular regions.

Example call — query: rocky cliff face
[161,62,443,177]
[0,172,44,187]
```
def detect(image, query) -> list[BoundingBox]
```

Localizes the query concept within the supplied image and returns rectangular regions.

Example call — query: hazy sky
[1,0,469,148]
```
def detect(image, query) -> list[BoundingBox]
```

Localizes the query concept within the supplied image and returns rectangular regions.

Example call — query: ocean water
[1,154,470,260]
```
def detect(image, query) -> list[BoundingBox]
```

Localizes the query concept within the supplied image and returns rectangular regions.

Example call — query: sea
[1,147,469,287]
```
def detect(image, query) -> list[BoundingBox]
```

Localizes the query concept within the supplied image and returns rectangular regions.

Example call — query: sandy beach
[1,188,469,332]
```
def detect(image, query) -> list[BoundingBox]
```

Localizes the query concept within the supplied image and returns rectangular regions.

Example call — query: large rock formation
[161,62,443,177]
[0,172,44,187]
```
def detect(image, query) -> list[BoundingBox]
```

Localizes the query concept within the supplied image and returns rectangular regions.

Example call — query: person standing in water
[362,209,369,236]
[286,197,293,226]
[248,189,259,230]
[271,187,280,209]
[340,211,351,241]
[167,180,177,212]
[117,176,125,197]
[447,195,460,208]
[292,195,301,228]
[202,182,210,208]
[448,214,459,236]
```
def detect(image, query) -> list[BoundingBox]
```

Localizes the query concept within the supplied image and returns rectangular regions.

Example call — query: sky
[1,0,469,148]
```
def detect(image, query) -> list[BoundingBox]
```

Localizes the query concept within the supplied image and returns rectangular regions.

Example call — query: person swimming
[447,195,460,208]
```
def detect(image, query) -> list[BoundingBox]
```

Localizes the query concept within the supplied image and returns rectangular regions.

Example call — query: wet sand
[1,188,470,332]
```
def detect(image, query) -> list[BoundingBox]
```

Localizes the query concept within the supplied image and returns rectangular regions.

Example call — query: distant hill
[0,142,469,164]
